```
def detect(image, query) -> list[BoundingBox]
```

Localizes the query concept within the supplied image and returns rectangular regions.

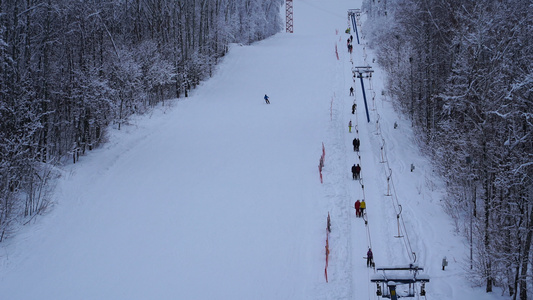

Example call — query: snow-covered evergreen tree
[363,0,532,298]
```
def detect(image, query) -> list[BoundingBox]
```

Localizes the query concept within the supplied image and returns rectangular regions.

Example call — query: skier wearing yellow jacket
[360,199,366,216]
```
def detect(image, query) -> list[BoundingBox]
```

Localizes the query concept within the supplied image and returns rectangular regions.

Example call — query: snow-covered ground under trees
[0,0,510,299]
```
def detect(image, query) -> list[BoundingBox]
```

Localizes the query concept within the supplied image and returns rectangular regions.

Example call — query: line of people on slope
[345,29,374,269]
[347,35,354,53]
[348,82,374,269]
[351,135,361,180]
[349,120,373,267]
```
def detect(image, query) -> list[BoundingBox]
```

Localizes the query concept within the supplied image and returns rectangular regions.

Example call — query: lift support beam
[348,9,361,44]
[352,66,374,123]
[370,264,430,300]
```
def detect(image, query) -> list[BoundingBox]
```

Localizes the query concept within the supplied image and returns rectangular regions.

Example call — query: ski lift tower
[352,66,374,123]
[348,9,361,44]
[371,264,430,300]
[286,0,293,33]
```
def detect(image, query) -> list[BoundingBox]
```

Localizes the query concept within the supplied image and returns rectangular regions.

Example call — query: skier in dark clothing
[353,138,360,152]
[352,103,356,114]
[350,35,354,43]
[367,248,374,267]
[264,94,270,104]
[354,164,361,179]
[350,87,354,96]
[351,164,357,180]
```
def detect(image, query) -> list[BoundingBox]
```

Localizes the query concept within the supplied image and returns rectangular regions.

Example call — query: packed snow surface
[0,0,508,299]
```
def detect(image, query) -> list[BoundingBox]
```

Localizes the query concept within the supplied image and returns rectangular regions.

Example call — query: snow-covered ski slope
[0,0,509,299]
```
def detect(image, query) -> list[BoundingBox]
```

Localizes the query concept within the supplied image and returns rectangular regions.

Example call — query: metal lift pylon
[348,9,361,44]
[352,66,374,123]
[286,0,293,33]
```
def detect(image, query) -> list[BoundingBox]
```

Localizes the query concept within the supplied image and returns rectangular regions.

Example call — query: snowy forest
[362,0,532,299]
[0,0,282,240]
[1,0,532,298]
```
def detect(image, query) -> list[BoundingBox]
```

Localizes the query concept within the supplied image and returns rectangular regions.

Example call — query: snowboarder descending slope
[264,94,270,104]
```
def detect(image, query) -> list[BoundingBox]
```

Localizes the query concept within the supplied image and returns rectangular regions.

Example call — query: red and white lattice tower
[286,0,293,33]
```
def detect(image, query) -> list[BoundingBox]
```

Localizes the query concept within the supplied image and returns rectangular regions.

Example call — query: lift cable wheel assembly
[395,205,404,238]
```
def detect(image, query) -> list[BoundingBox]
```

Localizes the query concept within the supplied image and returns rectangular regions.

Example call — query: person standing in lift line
[355,200,361,217]
[360,199,366,216]
[367,248,373,267]
[264,94,270,104]
[351,164,357,180]
[354,163,361,179]
[353,138,360,152]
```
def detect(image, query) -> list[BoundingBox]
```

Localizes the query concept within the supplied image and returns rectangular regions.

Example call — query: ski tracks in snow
[317,29,355,300]
[323,14,422,300]
[314,9,430,300]
[318,23,379,300]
